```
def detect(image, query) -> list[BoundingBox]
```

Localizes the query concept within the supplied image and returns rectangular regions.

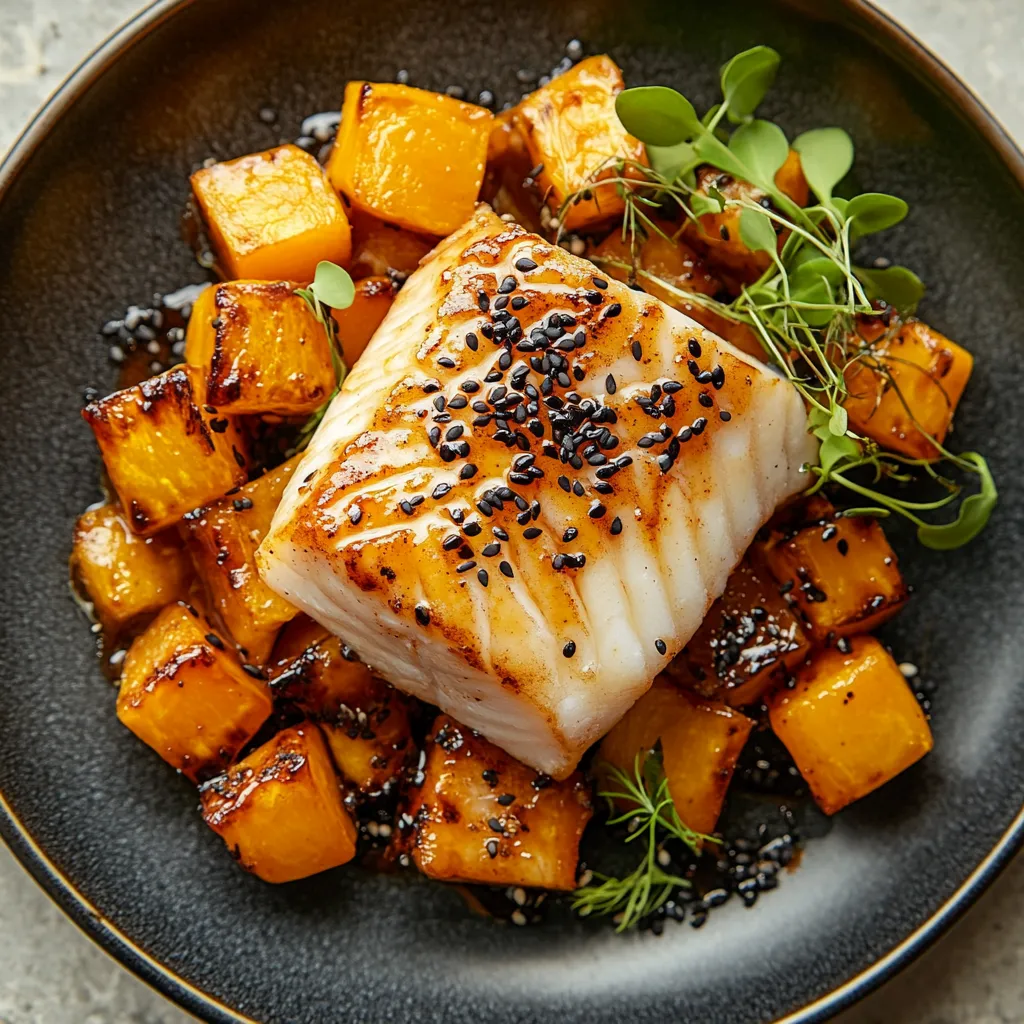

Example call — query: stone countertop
[0,1,1021,1022]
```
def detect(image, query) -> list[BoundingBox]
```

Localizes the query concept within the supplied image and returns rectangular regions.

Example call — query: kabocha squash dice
[182,457,300,666]
[667,551,811,707]
[184,281,336,416]
[684,152,809,287]
[407,715,592,890]
[200,724,357,883]
[71,505,192,635]
[768,636,933,815]
[599,678,754,835]
[592,222,763,360]
[82,365,248,536]
[270,634,416,793]
[192,144,352,281]
[333,276,396,367]
[116,603,273,782]
[348,211,435,280]
[843,317,974,459]
[513,55,645,233]
[761,499,908,640]
[328,83,493,236]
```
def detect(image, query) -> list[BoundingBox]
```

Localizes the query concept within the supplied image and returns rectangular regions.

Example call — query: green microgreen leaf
[310,260,355,310]
[792,127,854,205]
[728,119,790,187]
[846,192,909,240]
[646,140,699,183]
[738,206,778,254]
[916,453,997,549]
[720,45,781,124]
[690,190,726,216]
[615,86,702,147]
[855,265,925,314]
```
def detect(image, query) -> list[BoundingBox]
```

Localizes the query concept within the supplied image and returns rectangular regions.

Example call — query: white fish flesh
[258,206,816,778]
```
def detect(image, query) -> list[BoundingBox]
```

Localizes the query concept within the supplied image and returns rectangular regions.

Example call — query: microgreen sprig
[572,751,716,931]
[293,260,355,452]
[556,46,995,549]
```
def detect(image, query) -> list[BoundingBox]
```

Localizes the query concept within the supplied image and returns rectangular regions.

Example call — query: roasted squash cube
[407,715,592,890]
[761,499,908,640]
[685,151,809,287]
[117,603,273,781]
[184,280,336,416]
[83,365,248,536]
[71,504,192,635]
[200,724,357,882]
[768,636,933,814]
[513,55,646,233]
[599,678,753,835]
[270,634,415,793]
[843,318,974,459]
[667,551,811,707]
[333,276,396,367]
[481,111,546,234]
[348,211,435,280]
[182,457,300,665]
[329,83,493,237]
[192,144,352,282]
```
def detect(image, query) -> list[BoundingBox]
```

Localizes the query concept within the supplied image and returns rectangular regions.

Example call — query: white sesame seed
[512,886,527,906]
[511,910,528,926]
[577,869,593,887]
[657,848,671,867]
[569,237,586,256]
[377,823,392,838]
[899,662,919,678]
[500,212,517,223]
[366,821,379,836]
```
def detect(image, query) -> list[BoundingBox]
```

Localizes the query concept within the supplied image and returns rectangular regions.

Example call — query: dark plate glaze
[1,1,1022,1021]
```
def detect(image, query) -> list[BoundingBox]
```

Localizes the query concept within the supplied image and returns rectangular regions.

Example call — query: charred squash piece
[329,83,493,236]
[407,715,592,890]
[667,550,811,707]
[598,678,753,835]
[82,365,248,536]
[348,211,435,280]
[71,505,192,635]
[513,55,646,233]
[270,635,415,794]
[333,276,396,367]
[760,498,908,640]
[684,152,809,288]
[843,317,974,460]
[117,602,273,782]
[184,281,336,416]
[768,636,933,815]
[182,456,300,666]
[192,144,352,281]
[200,724,358,882]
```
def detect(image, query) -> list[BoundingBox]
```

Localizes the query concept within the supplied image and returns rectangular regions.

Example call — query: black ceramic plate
[1,1,1023,1021]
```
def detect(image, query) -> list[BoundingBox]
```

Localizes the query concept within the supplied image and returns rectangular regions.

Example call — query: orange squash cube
[513,55,646,233]
[407,715,593,890]
[761,499,908,640]
[71,504,192,635]
[117,603,273,781]
[328,83,493,237]
[333,276,396,367]
[192,144,352,281]
[348,211,435,280]
[182,457,300,665]
[768,636,933,814]
[599,679,753,835]
[843,318,974,459]
[200,724,358,882]
[270,634,415,793]
[668,552,811,707]
[685,151,809,287]
[184,280,337,416]
[83,366,248,536]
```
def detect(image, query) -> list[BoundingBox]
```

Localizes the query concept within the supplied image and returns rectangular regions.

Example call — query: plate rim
[0,1,1022,1021]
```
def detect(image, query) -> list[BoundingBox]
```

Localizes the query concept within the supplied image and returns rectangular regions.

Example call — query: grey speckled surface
[0,1,1022,1022]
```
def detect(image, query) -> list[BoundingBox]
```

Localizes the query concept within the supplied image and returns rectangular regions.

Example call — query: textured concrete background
[1,1,1022,1021]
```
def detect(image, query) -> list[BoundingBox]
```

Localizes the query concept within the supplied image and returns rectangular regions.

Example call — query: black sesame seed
[837,538,849,556]
[488,817,504,833]
[457,560,477,573]
[443,534,462,551]
[677,426,693,442]
[588,501,606,519]
[584,290,602,304]
[558,475,571,492]
[463,522,482,537]
[592,276,608,289]
[485,838,499,858]
[610,516,623,535]
[477,291,489,311]
[466,332,479,352]
[348,506,363,524]
[461,380,480,394]
[563,527,578,542]
[205,632,224,650]
[515,257,538,272]
[563,640,577,658]
[232,497,254,512]
[603,302,622,319]
[631,340,643,361]
[438,356,456,369]
[688,338,702,358]
[711,365,725,389]
[572,481,585,497]
[692,416,708,434]
[523,527,542,540]
[498,275,517,294]
[655,638,667,655]
[499,561,514,578]
[477,568,489,587]
[698,392,714,408]
[719,410,732,422]
[460,464,477,480]
[446,424,465,441]
[242,663,265,679]
[696,370,713,384]
[482,542,501,557]
[399,499,414,515]
[415,605,431,626]
[511,296,527,310]
[496,793,516,806]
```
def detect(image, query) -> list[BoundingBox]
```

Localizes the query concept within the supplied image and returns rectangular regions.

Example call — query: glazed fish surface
[258,206,815,778]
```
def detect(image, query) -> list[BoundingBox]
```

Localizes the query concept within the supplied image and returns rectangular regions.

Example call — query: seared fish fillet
[258,207,815,778]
